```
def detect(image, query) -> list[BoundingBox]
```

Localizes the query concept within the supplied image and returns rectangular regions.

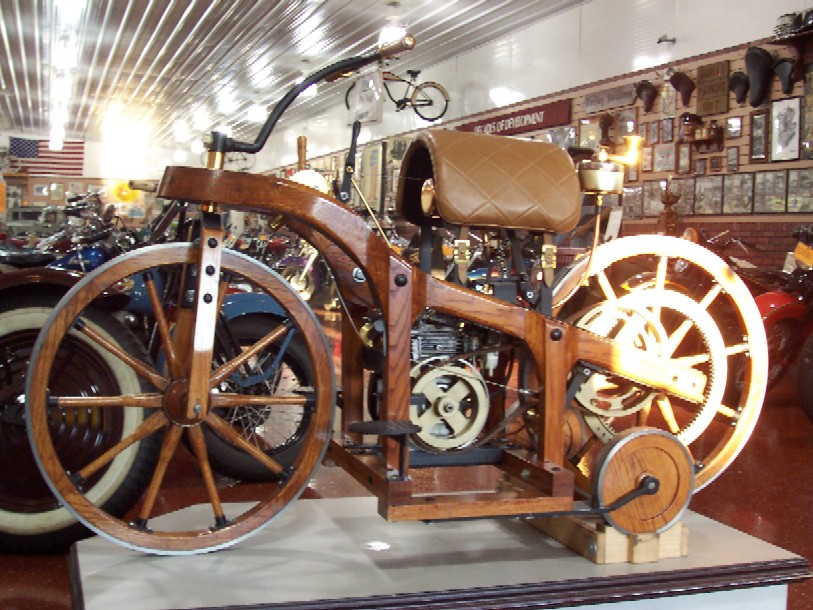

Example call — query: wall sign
[457,99,571,136]
[696,60,729,116]
[582,84,636,114]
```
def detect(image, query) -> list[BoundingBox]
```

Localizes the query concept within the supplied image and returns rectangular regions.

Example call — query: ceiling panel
[0,0,584,150]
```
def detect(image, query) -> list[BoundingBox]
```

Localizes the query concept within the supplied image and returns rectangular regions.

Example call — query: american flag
[8,137,85,177]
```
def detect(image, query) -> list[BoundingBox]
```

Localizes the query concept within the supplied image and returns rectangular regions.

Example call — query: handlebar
[129,180,158,193]
[212,35,416,157]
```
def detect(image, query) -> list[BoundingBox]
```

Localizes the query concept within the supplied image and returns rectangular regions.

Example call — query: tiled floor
[2,308,813,610]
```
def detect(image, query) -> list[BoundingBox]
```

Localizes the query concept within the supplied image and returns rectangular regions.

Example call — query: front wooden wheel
[26,244,335,554]
[592,427,694,535]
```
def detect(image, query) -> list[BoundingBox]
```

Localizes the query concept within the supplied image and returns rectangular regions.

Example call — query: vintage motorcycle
[24,36,767,555]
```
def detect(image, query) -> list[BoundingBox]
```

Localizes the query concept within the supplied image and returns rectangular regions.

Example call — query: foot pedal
[348,420,421,436]
[347,420,420,479]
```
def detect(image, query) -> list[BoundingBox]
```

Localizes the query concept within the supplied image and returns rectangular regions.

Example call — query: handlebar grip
[128,180,157,193]
[379,34,416,59]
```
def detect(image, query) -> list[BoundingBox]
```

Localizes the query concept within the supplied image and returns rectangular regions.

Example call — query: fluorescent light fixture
[247,103,267,122]
[378,16,406,47]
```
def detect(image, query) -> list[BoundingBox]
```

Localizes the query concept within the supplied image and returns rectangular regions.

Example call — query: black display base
[68,495,810,610]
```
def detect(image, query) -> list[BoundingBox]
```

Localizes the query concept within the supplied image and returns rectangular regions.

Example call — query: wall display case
[694,175,723,214]
[723,173,754,214]
[753,170,787,213]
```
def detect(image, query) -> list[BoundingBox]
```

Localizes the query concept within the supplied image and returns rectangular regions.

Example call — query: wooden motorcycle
[25,37,768,554]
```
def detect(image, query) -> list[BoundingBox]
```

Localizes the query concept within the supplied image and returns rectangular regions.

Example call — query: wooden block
[527,515,688,564]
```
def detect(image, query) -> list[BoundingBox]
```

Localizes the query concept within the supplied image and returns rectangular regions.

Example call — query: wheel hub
[162,379,205,426]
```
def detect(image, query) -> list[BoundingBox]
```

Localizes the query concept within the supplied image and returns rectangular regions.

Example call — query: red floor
[2,309,813,610]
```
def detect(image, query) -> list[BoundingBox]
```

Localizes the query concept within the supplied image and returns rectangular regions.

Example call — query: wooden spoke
[204,411,286,476]
[210,321,292,388]
[655,395,681,435]
[595,269,616,301]
[144,273,183,380]
[74,318,168,390]
[137,425,183,523]
[77,411,169,481]
[186,425,226,524]
[209,392,308,408]
[52,393,164,409]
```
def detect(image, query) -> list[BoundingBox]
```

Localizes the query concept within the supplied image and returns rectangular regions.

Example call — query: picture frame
[648,121,659,145]
[694,175,724,214]
[753,170,787,213]
[771,97,801,161]
[615,107,637,144]
[694,158,707,176]
[787,167,813,212]
[642,181,664,217]
[726,116,742,139]
[578,120,602,150]
[661,117,674,143]
[622,185,643,220]
[710,156,723,172]
[539,125,576,150]
[49,183,64,201]
[660,83,676,117]
[726,146,739,172]
[803,65,813,159]
[669,177,695,216]
[750,109,769,162]
[677,142,692,174]
[653,143,676,173]
[626,163,639,182]
[638,122,648,141]
[641,146,653,172]
[32,184,49,197]
[722,173,754,214]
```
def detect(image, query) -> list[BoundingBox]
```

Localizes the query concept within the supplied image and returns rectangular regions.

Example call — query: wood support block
[527,515,688,564]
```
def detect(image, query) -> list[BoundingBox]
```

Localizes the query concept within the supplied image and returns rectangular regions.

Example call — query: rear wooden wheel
[26,244,335,554]
[592,427,694,535]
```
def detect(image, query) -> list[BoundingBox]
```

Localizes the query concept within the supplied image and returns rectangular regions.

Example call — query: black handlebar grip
[379,34,416,59]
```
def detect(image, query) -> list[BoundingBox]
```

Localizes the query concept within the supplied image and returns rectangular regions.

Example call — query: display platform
[69,496,810,610]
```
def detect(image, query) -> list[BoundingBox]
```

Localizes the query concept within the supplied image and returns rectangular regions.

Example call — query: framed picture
[662,117,674,143]
[727,116,742,139]
[750,110,769,162]
[753,170,787,213]
[694,175,724,214]
[677,142,692,174]
[615,107,637,144]
[710,156,723,172]
[68,182,83,195]
[642,181,663,217]
[622,185,643,220]
[626,163,639,182]
[726,146,739,172]
[723,173,754,213]
[661,83,676,117]
[49,183,64,201]
[670,177,695,216]
[771,97,801,161]
[803,65,813,159]
[694,158,707,176]
[539,126,576,149]
[653,143,676,172]
[638,122,648,141]
[32,184,49,197]
[648,121,659,144]
[578,119,602,150]
[641,146,653,172]
[787,167,813,212]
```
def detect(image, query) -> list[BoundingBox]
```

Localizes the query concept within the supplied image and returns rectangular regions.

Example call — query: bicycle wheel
[411,81,449,121]
[0,295,159,553]
[202,313,314,482]
[26,244,335,554]
[545,235,768,491]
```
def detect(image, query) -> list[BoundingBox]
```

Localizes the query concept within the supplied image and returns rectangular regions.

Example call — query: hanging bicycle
[345,68,449,122]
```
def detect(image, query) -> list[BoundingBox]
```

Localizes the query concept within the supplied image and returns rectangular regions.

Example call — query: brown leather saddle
[728,71,750,105]
[396,130,581,234]
[635,80,659,113]
[670,72,695,107]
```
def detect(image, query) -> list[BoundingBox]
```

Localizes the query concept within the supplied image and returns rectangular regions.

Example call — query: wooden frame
[753,170,787,213]
[641,146,653,172]
[726,146,739,172]
[648,120,659,145]
[677,143,692,174]
[661,117,674,143]
[615,107,637,144]
[694,175,723,214]
[578,119,601,150]
[750,109,769,162]
[722,173,754,214]
[788,167,813,212]
[653,143,676,173]
[770,97,801,161]
[694,158,707,176]
[726,116,742,139]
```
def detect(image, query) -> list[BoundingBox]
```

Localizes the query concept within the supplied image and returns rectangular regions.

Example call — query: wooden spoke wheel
[25,244,335,554]
[551,235,768,491]
[592,427,694,535]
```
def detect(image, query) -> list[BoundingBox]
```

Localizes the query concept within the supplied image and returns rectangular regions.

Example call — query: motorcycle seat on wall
[396,130,581,233]
[669,71,695,107]
[635,80,659,113]
[728,71,750,105]
[745,46,773,107]
[773,58,795,95]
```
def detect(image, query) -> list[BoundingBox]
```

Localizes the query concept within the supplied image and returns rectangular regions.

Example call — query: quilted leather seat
[396,130,581,233]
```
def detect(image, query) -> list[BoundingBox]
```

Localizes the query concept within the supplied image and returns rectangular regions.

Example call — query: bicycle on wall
[25,34,768,555]
[345,68,449,121]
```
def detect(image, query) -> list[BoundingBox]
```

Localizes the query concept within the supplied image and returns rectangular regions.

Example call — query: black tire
[0,294,159,553]
[797,332,813,423]
[202,313,315,482]
[411,81,449,121]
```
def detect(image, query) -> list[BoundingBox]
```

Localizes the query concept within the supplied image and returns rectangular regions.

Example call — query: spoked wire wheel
[547,235,768,492]
[26,244,335,554]
[411,82,450,121]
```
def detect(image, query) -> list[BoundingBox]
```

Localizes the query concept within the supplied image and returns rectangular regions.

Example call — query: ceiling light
[378,16,407,47]
[247,103,267,123]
